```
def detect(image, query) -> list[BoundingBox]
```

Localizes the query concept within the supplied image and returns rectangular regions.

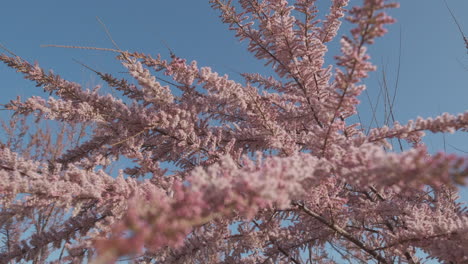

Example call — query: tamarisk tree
[1,0,468,263]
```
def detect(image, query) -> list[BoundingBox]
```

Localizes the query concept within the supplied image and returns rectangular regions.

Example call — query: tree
[1,0,467,263]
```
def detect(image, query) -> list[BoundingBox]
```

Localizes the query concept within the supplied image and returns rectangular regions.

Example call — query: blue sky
[1,0,467,204]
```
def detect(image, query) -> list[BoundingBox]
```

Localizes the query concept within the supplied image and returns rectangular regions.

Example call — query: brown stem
[252,220,302,264]
[293,201,388,264]
[368,187,419,264]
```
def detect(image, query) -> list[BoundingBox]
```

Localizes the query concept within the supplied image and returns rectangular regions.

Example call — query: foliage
[1,0,468,263]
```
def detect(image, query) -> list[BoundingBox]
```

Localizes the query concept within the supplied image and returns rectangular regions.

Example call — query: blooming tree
[1,0,468,263]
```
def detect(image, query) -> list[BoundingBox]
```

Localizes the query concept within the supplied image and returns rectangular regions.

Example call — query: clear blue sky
[1,0,467,201]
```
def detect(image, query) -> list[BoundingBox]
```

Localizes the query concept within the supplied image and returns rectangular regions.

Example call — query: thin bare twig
[443,0,468,51]
[448,143,468,153]
[0,43,18,57]
[41,44,121,53]
[96,16,121,51]
[293,201,388,264]
[252,220,302,264]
